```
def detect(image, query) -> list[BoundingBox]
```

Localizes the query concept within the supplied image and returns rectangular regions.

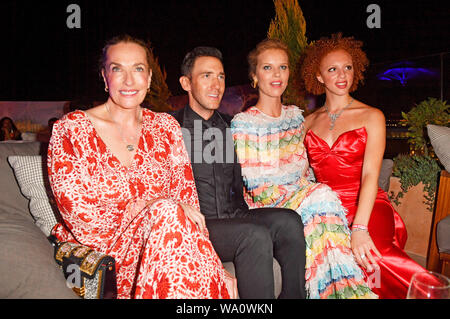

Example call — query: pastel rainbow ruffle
[299,186,376,299]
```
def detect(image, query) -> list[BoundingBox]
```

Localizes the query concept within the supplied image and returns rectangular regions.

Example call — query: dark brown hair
[301,33,369,95]
[0,117,20,141]
[98,34,152,76]
[180,46,223,77]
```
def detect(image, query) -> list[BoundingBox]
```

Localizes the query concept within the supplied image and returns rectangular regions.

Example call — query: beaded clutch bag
[50,237,117,299]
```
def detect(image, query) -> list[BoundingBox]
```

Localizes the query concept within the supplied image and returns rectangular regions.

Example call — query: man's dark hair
[181,46,223,77]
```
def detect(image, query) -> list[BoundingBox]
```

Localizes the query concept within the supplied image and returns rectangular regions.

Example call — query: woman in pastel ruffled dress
[231,38,376,299]
[301,33,426,299]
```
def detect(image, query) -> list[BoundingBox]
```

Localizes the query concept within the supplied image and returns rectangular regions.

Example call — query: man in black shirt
[172,47,306,299]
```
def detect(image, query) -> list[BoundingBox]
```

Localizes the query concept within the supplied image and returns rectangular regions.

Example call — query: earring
[104,86,109,92]
[252,79,258,89]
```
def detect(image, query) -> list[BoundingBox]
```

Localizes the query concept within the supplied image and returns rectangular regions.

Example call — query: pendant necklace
[324,97,354,130]
[105,104,141,152]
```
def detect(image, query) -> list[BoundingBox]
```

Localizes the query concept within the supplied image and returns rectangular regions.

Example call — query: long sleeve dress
[231,105,377,299]
[48,109,229,299]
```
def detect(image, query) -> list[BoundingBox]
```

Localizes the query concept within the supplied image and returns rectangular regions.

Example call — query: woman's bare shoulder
[85,104,107,120]
[304,107,324,129]
[353,102,385,134]
[354,101,385,121]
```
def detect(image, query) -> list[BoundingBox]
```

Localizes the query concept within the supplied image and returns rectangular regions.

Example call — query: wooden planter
[388,177,433,262]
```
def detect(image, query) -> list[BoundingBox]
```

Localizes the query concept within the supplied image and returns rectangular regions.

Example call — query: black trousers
[206,208,306,299]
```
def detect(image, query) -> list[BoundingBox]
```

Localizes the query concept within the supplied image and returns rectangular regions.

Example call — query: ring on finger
[360,253,366,259]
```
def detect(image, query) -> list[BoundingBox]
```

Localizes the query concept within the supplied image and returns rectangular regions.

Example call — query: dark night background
[1,0,449,112]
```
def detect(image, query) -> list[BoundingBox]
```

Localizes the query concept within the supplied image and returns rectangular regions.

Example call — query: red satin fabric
[304,127,426,299]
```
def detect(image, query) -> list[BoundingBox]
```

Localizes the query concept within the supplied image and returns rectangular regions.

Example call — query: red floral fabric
[48,109,229,299]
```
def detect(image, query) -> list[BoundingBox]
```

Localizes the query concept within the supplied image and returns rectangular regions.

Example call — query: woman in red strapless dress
[301,33,426,299]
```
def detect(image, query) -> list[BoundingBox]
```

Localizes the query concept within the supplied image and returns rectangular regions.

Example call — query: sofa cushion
[0,208,77,298]
[8,155,58,236]
[437,215,450,254]
[0,142,43,220]
[379,159,393,192]
[427,124,450,172]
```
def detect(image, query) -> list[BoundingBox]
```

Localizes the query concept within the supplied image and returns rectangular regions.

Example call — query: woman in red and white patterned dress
[48,35,234,299]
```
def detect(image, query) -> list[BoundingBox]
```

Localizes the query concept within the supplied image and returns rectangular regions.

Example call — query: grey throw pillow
[437,215,450,254]
[427,124,450,172]
[378,159,393,192]
[7,155,58,236]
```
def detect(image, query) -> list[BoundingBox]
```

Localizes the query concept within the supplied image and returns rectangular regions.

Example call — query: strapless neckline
[306,127,366,150]
[304,124,425,299]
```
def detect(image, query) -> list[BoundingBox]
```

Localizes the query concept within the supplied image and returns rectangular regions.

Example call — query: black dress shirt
[172,106,249,219]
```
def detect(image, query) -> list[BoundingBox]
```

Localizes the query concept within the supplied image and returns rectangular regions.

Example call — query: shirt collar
[184,105,225,129]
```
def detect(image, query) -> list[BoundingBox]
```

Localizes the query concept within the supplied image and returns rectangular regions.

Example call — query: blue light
[377,62,439,86]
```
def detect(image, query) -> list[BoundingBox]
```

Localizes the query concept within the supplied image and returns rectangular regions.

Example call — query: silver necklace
[105,104,141,152]
[324,97,354,130]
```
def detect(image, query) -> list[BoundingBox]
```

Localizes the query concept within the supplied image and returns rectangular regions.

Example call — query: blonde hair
[247,38,289,79]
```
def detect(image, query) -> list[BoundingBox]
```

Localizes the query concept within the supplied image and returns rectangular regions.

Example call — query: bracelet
[351,224,369,232]
[351,228,369,234]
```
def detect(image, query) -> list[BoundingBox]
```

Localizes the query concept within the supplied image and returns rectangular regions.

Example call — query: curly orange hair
[301,33,369,95]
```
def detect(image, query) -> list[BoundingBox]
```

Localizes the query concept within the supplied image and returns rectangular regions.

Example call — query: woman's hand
[351,230,382,273]
[179,203,206,233]
[129,200,207,234]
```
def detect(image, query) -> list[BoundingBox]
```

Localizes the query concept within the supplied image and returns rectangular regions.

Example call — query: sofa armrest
[223,258,281,299]
[0,209,77,298]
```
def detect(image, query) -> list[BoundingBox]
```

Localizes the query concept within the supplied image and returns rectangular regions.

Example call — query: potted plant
[390,153,441,212]
[389,97,449,259]
[400,97,449,157]
[267,0,309,111]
